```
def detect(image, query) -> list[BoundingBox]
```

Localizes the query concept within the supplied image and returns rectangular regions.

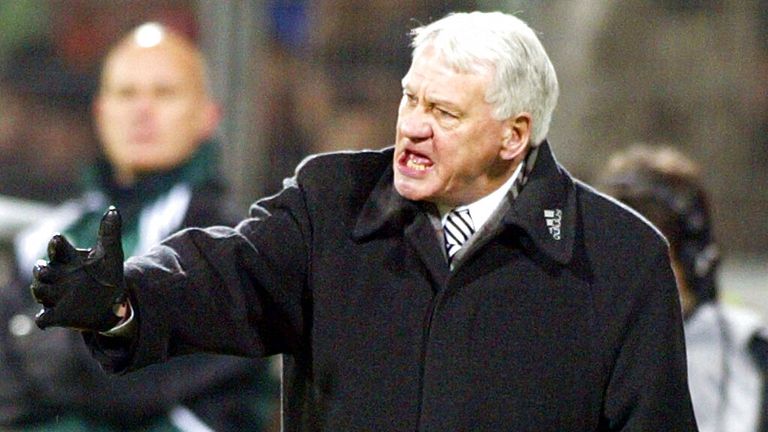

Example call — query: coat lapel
[501,141,576,265]
[352,167,449,286]
[451,141,576,269]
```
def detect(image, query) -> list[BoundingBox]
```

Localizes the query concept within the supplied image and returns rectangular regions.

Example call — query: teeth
[406,158,428,171]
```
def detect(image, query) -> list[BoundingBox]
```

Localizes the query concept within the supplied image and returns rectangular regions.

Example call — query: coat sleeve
[86,181,312,374]
[73,342,278,428]
[601,246,699,431]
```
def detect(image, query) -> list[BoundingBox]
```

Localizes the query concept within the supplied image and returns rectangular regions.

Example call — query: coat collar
[352,141,576,265]
[500,140,576,264]
[351,159,423,240]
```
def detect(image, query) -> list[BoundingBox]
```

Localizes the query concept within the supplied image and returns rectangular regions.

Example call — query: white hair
[409,11,559,146]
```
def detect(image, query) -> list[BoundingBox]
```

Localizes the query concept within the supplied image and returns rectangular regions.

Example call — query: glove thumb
[90,206,125,285]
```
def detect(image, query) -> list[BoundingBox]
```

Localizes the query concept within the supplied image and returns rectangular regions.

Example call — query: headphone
[603,172,721,304]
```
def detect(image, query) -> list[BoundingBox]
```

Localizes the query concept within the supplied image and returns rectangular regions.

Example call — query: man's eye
[155,86,177,98]
[114,88,137,99]
[436,108,457,119]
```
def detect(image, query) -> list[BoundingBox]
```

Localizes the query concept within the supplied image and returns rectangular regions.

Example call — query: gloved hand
[30,206,127,332]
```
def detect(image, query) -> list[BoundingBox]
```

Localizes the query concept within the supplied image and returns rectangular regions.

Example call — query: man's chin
[394,177,433,203]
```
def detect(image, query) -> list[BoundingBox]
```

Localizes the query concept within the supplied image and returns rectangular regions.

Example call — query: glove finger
[47,234,80,265]
[94,206,125,269]
[34,306,75,330]
[29,279,64,307]
[34,307,56,330]
[32,259,55,283]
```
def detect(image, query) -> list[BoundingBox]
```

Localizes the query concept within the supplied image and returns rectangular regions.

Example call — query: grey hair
[409,11,559,146]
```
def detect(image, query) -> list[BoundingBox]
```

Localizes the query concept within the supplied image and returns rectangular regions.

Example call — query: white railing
[0,195,53,242]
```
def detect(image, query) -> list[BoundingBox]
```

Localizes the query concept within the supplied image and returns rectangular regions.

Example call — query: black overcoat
[89,141,698,431]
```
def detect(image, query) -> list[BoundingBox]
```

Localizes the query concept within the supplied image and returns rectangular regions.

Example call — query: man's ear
[499,112,532,161]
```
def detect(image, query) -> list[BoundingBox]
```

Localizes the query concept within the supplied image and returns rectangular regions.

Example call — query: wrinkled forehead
[401,44,495,103]
[401,46,495,110]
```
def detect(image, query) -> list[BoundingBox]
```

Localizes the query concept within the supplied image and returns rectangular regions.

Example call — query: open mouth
[399,150,434,173]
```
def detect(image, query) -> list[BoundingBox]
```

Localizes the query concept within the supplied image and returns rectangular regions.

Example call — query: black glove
[30,206,127,332]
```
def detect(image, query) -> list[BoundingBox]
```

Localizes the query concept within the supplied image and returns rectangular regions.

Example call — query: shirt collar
[438,160,525,233]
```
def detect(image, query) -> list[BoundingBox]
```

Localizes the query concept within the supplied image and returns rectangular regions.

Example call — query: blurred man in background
[597,144,768,432]
[0,23,279,431]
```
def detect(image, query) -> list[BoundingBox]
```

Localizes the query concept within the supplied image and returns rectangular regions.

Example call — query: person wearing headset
[596,144,768,432]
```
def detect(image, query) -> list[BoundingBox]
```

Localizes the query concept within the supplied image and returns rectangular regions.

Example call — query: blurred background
[0,0,765,315]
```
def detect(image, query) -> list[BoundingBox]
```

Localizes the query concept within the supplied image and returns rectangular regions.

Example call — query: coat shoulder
[575,179,669,254]
[289,147,393,194]
[296,148,392,178]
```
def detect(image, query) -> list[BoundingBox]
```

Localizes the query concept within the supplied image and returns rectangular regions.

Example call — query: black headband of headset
[602,172,720,303]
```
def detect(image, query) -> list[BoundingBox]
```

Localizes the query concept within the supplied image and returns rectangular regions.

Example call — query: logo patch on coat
[544,209,562,240]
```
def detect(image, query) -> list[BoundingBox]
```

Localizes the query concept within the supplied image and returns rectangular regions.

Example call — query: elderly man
[2,23,278,431]
[31,12,698,431]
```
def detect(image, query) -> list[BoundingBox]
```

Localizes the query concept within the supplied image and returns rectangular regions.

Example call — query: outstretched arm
[31,179,312,375]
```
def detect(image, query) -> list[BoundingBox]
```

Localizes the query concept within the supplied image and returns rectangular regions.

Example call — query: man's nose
[129,94,156,118]
[136,94,154,108]
[398,110,432,140]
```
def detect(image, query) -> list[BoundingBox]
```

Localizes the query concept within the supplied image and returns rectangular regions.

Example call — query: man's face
[393,45,518,208]
[94,39,216,185]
